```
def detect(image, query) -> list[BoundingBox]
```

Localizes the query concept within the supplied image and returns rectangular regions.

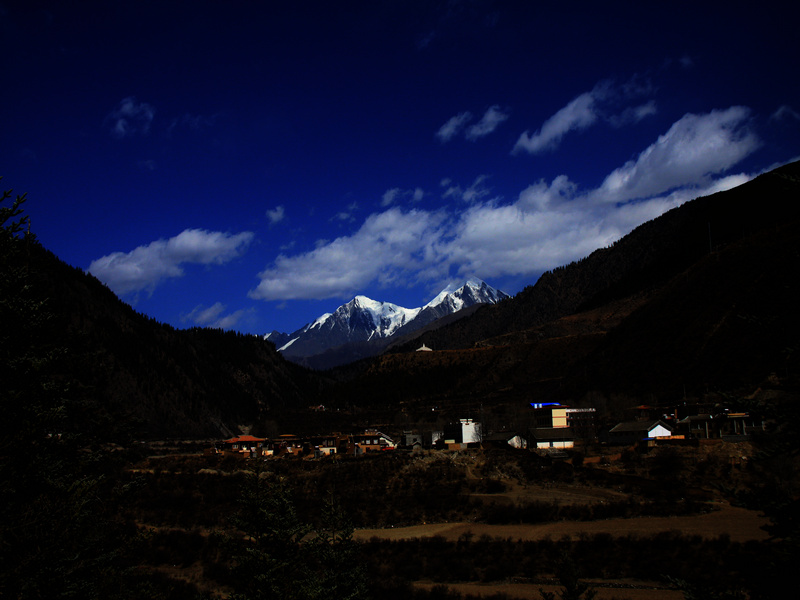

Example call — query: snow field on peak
[351,296,420,337]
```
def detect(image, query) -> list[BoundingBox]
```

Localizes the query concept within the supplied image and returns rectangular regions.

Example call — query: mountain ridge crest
[265,278,508,364]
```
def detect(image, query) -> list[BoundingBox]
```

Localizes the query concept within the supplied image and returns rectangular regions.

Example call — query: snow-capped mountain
[265,278,508,367]
[408,277,508,332]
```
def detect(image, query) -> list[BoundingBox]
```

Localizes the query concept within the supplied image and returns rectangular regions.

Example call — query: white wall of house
[460,419,481,443]
[536,440,574,449]
[648,424,671,438]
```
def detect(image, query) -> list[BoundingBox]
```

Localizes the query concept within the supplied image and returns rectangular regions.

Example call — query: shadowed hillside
[327,161,800,418]
[393,161,800,354]
[2,222,324,439]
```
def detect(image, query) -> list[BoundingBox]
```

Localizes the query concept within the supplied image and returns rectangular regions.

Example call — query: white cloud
[266,205,285,225]
[465,105,509,140]
[512,91,598,154]
[591,106,759,203]
[443,202,614,277]
[89,228,254,295]
[107,97,155,138]
[249,208,447,300]
[250,107,760,302]
[517,175,577,212]
[436,111,473,142]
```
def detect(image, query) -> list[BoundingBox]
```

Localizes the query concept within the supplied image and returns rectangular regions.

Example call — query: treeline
[126,523,789,599]
[363,532,789,599]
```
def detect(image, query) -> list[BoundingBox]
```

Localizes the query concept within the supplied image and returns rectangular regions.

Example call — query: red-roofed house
[223,435,266,457]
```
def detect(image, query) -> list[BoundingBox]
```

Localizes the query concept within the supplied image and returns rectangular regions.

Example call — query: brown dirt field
[354,501,769,543]
[471,481,632,506]
[415,579,684,600]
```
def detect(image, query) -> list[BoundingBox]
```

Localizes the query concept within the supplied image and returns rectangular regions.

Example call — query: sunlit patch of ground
[354,501,768,543]
[414,579,684,600]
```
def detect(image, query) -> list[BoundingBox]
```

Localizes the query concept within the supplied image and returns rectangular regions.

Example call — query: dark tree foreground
[0,185,108,597]
[229,463,367,600]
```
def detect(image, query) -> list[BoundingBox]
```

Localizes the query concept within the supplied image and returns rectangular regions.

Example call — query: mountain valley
[2,161,799,599]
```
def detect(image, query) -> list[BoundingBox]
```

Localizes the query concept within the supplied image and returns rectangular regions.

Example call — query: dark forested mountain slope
[571,217,800,399]
[3,237,322,439]
[394,161,800,354]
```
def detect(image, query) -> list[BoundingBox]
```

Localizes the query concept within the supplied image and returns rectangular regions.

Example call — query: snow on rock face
[346,296,420,338]
[270,278,507,358]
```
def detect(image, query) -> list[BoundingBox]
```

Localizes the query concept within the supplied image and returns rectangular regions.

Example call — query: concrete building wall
[460,419,481,443]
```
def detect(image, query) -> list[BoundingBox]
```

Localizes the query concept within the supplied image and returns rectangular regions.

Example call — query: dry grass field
[353,500,768,543]
[357,499,768,599]
[414,579,685,600]
[351,444,773,600]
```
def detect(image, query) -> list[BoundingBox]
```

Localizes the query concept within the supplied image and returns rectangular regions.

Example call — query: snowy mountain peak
[424,278,505,311]
[267,278,508,365]
[341,295,420,336]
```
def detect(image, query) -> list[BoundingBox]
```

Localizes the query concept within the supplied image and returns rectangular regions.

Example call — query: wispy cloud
[167,113,216,135]
[381,188,402,207]
[512,80,657,155]
[107,96,155,138]
[436,111,473,143]
[465,105,509,140]
[607,101,657,128]
[266,205,285,225]
[770,104,800,122]
[333,202,360,222]
[251,107,760,302]
[89,228,254,295]
[183,302,249,330]
[441,174,493,203]
[512,90,599,154]
[382,187,425,207]
[437,105,509,143]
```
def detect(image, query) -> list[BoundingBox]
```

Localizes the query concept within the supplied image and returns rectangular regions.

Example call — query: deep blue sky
[2,1,798,334]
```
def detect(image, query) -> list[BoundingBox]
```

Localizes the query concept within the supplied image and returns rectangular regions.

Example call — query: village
[207,400,766,460]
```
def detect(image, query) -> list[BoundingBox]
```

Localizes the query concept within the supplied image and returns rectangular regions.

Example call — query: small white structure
[416,343,433,352]
[609,420,672,445]
[460,418,481,443]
